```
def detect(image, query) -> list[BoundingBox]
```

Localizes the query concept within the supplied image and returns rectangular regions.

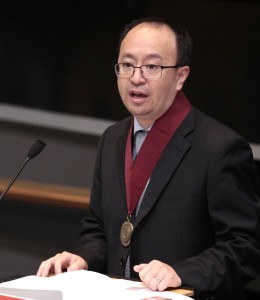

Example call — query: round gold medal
[120,221,133,247]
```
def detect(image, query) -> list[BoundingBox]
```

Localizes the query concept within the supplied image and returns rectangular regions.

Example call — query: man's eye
[146,64,158,70]
[122,63,133,68]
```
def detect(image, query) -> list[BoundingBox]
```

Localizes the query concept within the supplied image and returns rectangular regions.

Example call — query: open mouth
[130,91,147,99]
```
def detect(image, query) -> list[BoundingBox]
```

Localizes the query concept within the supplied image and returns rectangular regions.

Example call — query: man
[37,17,260,300]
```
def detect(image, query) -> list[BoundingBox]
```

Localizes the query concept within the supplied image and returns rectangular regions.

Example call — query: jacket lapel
[134,108,196,227]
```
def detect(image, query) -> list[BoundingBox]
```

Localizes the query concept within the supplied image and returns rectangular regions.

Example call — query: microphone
[0,139,46,201]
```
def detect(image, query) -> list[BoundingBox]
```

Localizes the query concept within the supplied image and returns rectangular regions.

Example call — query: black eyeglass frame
[114,63,180,79]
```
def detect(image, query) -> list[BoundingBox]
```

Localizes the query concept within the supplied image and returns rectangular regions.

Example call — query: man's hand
[133,260,182,291]
[36,251,88,277]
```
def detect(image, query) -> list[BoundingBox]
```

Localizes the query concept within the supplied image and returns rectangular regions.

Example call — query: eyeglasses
[114,63,180,79]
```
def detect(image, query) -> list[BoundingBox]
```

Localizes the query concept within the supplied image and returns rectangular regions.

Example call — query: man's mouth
[130,91,147,98]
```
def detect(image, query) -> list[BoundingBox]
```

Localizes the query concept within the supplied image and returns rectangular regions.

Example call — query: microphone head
[27,139,46,159]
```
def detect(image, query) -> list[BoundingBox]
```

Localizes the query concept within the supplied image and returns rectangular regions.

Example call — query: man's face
[117,23,189,128]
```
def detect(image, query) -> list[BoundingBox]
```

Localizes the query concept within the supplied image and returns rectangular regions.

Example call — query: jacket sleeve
[74,128,109,274]
[173,136,260,298]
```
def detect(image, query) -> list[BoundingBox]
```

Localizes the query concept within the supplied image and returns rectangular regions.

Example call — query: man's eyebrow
[119,53,135,60]
[119,52,162,60]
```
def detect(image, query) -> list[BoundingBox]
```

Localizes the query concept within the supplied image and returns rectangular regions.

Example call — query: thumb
[133,263,147,273]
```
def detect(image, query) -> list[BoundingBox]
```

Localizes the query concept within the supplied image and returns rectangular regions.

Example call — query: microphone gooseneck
[0,139,46,201]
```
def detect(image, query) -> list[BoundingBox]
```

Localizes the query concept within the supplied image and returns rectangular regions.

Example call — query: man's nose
[130,67,146,82]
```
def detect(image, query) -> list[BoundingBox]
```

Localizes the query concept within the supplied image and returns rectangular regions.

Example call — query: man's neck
[133,117,153,133]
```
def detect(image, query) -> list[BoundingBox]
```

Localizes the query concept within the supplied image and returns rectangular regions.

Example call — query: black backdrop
[0,0,260,143]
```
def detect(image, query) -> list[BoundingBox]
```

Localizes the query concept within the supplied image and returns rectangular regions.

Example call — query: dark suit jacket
[76,107,260,300]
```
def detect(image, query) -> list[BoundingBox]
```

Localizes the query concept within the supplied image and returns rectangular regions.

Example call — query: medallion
[120,220,133,247]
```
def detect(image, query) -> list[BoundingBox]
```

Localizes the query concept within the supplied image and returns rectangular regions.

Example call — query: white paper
[0,270,194,300]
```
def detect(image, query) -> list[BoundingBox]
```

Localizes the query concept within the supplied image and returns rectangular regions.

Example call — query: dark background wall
[0,0,259,143]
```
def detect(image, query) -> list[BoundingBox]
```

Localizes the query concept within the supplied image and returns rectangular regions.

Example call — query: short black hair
[118,17,192,67]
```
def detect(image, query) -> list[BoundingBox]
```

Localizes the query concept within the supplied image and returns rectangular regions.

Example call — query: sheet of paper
[0,270,194,300]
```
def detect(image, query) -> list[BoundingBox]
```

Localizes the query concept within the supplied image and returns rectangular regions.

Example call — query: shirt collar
[133,117,153,135]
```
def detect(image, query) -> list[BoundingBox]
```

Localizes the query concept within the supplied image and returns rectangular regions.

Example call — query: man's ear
[176,66,190,91]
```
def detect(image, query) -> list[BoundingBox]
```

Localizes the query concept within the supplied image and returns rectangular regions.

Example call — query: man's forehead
[120,24,177,59]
